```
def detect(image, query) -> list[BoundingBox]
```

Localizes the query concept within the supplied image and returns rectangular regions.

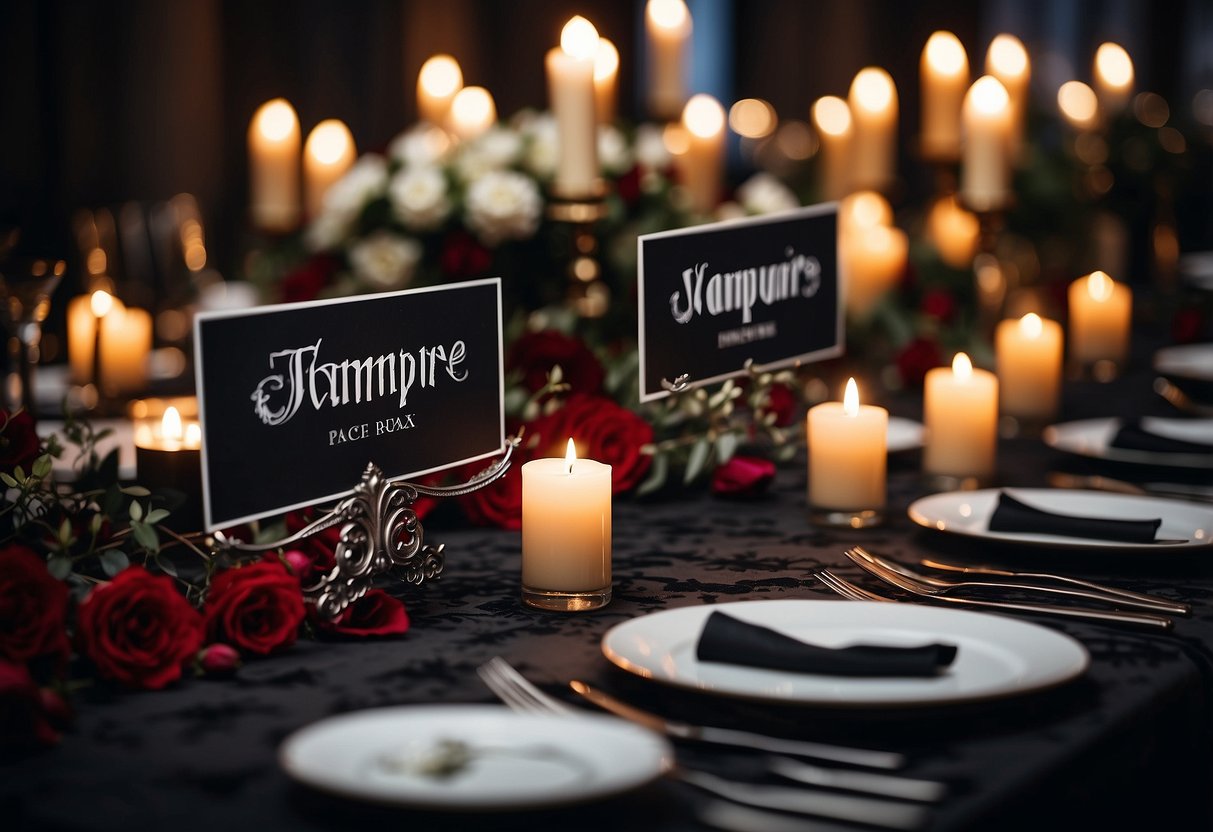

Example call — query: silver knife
[767,755,947,802]
[569,680,904,770]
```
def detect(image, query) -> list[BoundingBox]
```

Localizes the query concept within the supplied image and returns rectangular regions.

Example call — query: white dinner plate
[887,416,924,453]
[279,705,673,810]
[601,599,1089,707]
[1179,251,1213,291]
[1042,416,1213,468]
[1154,343,1213,385]
[908,487,1213,552]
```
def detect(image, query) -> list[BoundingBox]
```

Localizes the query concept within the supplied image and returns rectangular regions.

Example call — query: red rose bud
[281,550,313,578]
[711,455,777,498]
[895,336,943,388]
[198,643,241,675]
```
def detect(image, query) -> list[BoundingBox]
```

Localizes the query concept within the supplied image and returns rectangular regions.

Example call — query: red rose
[614,165,643,206]
[282,510,338,585]
[537,394,654,494]
[0,409,40,476]
[920,289,957,324]
[76,566,204,689]
[280,254,339,303]
[440,230,493,280]
[0,660,64,750]
[197,643,241,675]
[312,589,410,638]
[0,544,69,665]
[1172,308,1206,344]
[459,457,525,529]
[895,337,943,387]
[763,382,798,427]
[203,561,305,656]
[507,330,605,395]
[711,455,777,498]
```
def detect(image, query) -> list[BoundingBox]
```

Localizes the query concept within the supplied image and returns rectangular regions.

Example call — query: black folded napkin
[988,491,1162,543]
[1109,420,1213,456]
[695,611,957,678]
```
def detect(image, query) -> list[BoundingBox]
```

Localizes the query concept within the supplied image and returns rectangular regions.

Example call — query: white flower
[598,125,632,176]
[389,126,453,169]
[305,209,350,252]
[737,173,800,215]
[306,154,389,251]
[348,231,422,291]
[454,127,524,182]
[388,167,451,231]
[521,114,559,178]
[634,123,670,170]
[714,201,747,222]
[464,170,542,245]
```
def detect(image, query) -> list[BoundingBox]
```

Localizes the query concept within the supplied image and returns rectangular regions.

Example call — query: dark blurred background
[1,0,1210,286]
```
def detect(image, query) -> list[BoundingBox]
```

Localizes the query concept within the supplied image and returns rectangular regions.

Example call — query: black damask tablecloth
[5,346,1213,832]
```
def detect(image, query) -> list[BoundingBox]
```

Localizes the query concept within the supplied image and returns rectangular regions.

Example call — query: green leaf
[145,508,171,525]
[90,513,103,535]
[58,518,73,547]
[47,555,72,580]
[715,431,739,464]
[131,521,159,551]
[548,364,563,385]
[121,486,152,497]
[99,550,130,577]
[154,554,179,578]
[0,472,17,489]
[635,451,668,497]
[129,501,144,522]
[683,437,711,484]
[32,455,52,479]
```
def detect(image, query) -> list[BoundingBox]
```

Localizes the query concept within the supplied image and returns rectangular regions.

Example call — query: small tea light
[996,312,1063,432]
[1068,270,1131,379]
[521,439,612,612]
[807,378,888,528]
[924,353,998,486]
[134,406,204,533]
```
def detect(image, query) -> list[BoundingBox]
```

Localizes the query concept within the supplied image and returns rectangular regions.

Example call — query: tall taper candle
[645,0,691,121]
[546,16,601,198]
[416,54,463,127]
[961,76,1012,212]
[920,31,969,162]
[303,119,355,220]
[985,34,1029,162]
[248,98,301,233]
[812,96,853,200]
[848,67,898,193]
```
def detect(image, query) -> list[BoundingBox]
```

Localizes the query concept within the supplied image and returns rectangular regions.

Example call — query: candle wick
[567,461,574,475]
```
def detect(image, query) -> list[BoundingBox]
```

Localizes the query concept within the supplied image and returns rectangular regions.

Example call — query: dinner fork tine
[815,569,895,603]
[477,657,575,714]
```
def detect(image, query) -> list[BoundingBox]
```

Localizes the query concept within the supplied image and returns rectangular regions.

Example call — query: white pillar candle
[303,119,355,220]
[995,312,1063,422]
[68,292,101,385]
[546,16,601,198]
[926,195,980,269]
[1094,42,1134,118]
[449,86,496,141]
[1068,270,1131,366]
[811,96,853,200]
[677,94,726,214]
[807,378,888,517]
[99,303,152,396]
[594,37,619,125]
[924,352,998,481]
[960,76,1012,212]
[841,222,908,320]
[522,439,612,610]
[416,54,463,127]
[985,34,1029,162]
[847,67,898,193]
[645,0,691,121]
[920,31,969,162]
[248,98,301,233]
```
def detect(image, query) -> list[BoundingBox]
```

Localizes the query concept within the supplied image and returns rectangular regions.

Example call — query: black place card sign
[194,279,504,530]
[637,204,842,402]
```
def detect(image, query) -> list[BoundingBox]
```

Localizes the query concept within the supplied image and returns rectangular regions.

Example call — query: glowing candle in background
[806,378,888,528]
[926,195,980,269]
[838,191,906,319]
[303,119,355,219]
[593,37,619,125]
[924,352,998,484]
[1058,81,1099,132]
[100,303,152,397]
[960,75,1012,212]
[848,67,898,193]
[920,31,969,162]
[645,0,692,121]
[134,405,204,533]
[677,94,726,214]
[546,16,601,197]
[448,86,496,141]
[248,98,301,233]
[1068,270,1132,376]
[985,34,1029,162]
[1094,42,1134,117]
[996,312,1063,430]
[416,54,463,127]
[812,96,853,201]
[521,439,612,612]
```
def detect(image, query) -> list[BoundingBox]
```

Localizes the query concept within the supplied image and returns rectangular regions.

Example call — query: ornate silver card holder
[213,438,518,618]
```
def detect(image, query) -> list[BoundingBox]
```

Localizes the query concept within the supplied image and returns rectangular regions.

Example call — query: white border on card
[193,277,506,530]
[636,203,844,403]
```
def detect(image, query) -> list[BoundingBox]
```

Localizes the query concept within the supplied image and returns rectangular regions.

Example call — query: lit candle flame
[254,98,298,143]
[449,86,496,139]
[1020,312,1043,338]
[162,406,183,443]
[185,422,202,448]
[843,377,860,417]
[90,290,114,318]
[986,34,1028,80]
[1095,42,1134,89]
[841,191,893,232]
[850,67,895,113]
[682,94,725,139]
[952,352,973,381]
[561,16,600,60]
[647,0,689,32]
[594,37,619,81]
[305,119,353,166]
[811,95,852,137]
[565,437,577,474]
[1088,270,1114,302]
[925,31,967,77]
[729,98,777,139]
[1058,81,1098,128]
[418,55,463,99]
[969,75,1010,115]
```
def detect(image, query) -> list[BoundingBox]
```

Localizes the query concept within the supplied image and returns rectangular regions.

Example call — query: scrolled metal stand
[213,438,519,618]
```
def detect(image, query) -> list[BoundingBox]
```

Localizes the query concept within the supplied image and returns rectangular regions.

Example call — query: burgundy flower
[895,337,943,387]
[280,254,339,303]
[312,589,410,638]
[439,230,493,280]
[920,289,957,324]
[459,452,526,529]
[76,566,204,690]
[0,544,69,665]
[534,394,654,494]
[1172,308,1206,344]
[507,330,605,395]
[763,382,798,427]
[203,561,305,656]
[615,165,643,206]
[711,455,777,498]
[0,409,40,476]
[197,643,241,675]
[0,660,64,750]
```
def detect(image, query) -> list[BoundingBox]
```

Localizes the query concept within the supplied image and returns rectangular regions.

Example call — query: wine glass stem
[4,322,39,414]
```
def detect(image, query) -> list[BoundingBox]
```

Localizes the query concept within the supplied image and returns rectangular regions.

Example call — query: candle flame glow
[565,437,577,473]
[850,68,895,113]
[1019,312,1043,338]
[952,352,973,380]
[185,423,202,447]
[1058,81,1098,126]
[254,98,298,142]
[1095,42,1134,89]
[418,55,463,98]
[986,34,1028,79]
[450,86,496,138]
[162,406,183,443]
[843,377,860,417]
[594,38,619,81]
[841,191,893,232]
[90,290,114,318]
[811,96,852,137]
[662,123,690,155]
[925,31,967,76]
[305,120,353,165]
[968,75,1010,116]
[646,0,689,31]
[1087,270,1114,301]
[683,94,725,138]
[729,98,777,139]
[561,16,600,60]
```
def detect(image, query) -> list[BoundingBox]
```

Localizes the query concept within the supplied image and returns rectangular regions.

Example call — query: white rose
[634,123,670,170]
[305,209,350,252]
[737,173,800,215]
[714,201,747,222]
[454,127,523,182]
[464,170,543,245]
[306,154,390,251]
[598,125,632,176]
[388,167,451,231]
[348,231,422,291]
[389,126,452,168]
[522,114,559,178]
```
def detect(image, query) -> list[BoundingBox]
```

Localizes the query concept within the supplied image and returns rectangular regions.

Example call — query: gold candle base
[808,507,885,529]
[1068,358,1123,383]
[522,585,611,612]
[922,472,988,492]
[547,182,610,319]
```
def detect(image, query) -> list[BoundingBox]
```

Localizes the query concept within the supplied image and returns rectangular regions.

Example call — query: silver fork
[842,547,1174,630]
[476,658,932,830]
[816,569,895,602]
